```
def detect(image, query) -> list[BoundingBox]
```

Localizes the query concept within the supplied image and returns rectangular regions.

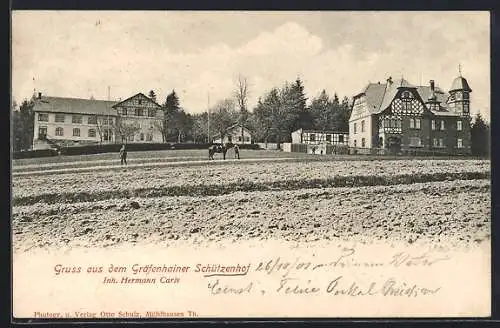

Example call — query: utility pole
[207,92,211,143]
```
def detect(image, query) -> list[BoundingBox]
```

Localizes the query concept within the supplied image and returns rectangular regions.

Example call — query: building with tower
[349,70,472,155]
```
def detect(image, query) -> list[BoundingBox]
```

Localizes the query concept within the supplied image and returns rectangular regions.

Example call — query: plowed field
[12,154,491,253]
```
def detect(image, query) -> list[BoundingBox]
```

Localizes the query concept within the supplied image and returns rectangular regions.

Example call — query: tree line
[157,76,352,146]
[11,75,491,157]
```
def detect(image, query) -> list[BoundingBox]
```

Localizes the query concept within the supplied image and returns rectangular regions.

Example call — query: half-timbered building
[291,129,349,146]
[349,73,472,154]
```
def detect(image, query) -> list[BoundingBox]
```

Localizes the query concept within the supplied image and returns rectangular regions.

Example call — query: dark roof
[295,129,348,134]
[112,92,162,108]
[450,76,472,92]
[354,77,460,117]
[33,96,117,116]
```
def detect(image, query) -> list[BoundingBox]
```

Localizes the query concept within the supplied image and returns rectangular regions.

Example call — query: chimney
[428,80,437,101]
[38,92,42,99]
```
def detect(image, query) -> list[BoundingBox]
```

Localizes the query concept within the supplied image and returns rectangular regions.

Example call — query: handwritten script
[206,248,449,298]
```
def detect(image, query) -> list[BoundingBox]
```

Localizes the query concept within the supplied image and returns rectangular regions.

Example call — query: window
[135,108,144,116]
[310,133,316,142]
[55,127,64,136]
[353,123,357,134]
[433,138,439,147]
[353,140,357,147]
[439,138,444,147]
[457,120,463,131]
[238,136,242,142]
[88,129,96,138]
[55,114,65,123]
[431,120,436,130]
[38,126,47,139]
[122,108,128,116]
[361,120,365,132]
[147,109,156,117]
[88,115,97,124]
[38,113,49,122]
[103,129,112,141]
[72,115,82,124]
[338,135,344,143]
[440,120,445,130]
[138,99,142,105]
[140,133,144,141]
[108,118,113,125]
[127,134,134,142]
[457,138,463,148]
[415,118,421,129]
[361,138,366,148]
[409,118,415,129]
[146,133,153,141]
[326,134,331,142]
[409,137,422,147]
[464,103,469,113]
[245,136,250,142]
[73,128,80,137]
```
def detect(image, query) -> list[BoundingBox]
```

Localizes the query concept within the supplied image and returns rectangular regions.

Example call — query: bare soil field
[12,179,490,253]
[12,159,489,203]
[11,156,491,253]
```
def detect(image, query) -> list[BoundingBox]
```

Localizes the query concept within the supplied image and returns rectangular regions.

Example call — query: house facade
[32,92,163,149]
[291,128,349,146]
[349,74,472,154]
[112,93,164,143]
[212,123,253,144]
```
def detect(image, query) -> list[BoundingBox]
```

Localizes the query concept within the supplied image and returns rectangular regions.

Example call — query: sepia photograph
[11,11,491,319]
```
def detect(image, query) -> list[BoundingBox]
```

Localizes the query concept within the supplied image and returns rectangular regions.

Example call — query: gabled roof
[112,92,162,108]
[378,78,416,112]
[33,96,117,116]
[354,77,460,117]
[358,83,387,114]
[212,123,252,139]
[294,128,348,134]
[416,86,451,111]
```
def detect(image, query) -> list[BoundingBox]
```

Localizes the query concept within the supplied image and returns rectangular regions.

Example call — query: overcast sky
[12,11,490,120]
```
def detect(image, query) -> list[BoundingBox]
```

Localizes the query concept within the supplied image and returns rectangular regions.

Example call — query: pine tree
[471,113,490,157]
[163,90,181,142]
[289,77,313,132]
[310,89,331,131]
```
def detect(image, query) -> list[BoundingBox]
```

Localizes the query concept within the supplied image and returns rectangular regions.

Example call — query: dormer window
[402,91,411,99]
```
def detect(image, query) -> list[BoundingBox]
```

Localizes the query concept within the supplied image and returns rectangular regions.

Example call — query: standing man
[234,144,240,159]
[120,144,128,165]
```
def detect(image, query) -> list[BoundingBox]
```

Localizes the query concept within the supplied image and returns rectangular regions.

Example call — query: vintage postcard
[11,11,491,320]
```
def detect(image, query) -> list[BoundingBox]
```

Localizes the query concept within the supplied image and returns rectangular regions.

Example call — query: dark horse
[208,142,234,160]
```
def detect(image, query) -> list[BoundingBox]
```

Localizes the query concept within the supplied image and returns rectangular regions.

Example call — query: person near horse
[234,144,240,159]
[209,143,227,160]
[120,144,128,165]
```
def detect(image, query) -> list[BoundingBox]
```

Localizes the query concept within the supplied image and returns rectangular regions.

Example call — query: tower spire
[458,63,462,77]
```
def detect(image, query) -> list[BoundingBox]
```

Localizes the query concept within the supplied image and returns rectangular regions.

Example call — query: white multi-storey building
[32,92,163,149]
